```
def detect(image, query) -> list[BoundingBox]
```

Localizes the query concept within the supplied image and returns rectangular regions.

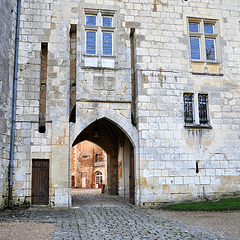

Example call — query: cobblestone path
[0,189,234,240]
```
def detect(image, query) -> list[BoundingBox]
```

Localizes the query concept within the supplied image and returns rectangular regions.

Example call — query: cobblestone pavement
[0,189,235,240]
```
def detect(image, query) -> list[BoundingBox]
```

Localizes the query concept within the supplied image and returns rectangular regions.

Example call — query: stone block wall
[121,0,240,205]
[0,0,17,209]
[13,0,134,207]
[8,0,240,207]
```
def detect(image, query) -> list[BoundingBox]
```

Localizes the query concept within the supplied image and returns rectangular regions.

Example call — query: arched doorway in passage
[72,117,135,204]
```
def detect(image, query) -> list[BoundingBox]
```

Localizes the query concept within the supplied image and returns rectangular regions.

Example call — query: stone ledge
[184,124,212,129]
[191,72,224,77]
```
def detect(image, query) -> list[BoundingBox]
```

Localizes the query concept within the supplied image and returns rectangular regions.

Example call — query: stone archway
[72,118,135,202]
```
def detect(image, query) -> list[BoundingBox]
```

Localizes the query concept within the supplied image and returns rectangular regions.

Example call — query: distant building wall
[72,141,107,189]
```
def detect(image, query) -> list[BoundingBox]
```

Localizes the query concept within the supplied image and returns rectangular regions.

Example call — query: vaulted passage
[72,118,135,203]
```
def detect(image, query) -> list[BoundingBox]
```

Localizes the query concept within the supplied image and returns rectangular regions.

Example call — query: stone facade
[0,0,17,209]
[1,0,240,208]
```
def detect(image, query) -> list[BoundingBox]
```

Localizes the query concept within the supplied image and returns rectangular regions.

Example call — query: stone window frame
[84,9,116,58]
[188,17,221,75]
[183,92,211,128]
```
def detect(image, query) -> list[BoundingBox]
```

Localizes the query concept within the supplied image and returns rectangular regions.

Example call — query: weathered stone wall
[124,0,240,205]
[11,0,240,208]
[0,0,17,209]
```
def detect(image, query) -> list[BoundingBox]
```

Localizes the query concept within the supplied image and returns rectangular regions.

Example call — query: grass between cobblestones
[161,198,240,211]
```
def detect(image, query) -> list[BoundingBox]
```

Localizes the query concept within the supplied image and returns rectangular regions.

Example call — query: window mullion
[194,94,199,124]
[97,12,101,56]
[98,26,101,56]
[199,20,205,62]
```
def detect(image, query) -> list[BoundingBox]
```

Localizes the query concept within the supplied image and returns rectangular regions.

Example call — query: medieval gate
[72,118,135,203]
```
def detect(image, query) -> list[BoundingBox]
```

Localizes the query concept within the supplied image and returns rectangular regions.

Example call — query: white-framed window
[96,171,103,185]
[183,93,209,125]
[85,11,115,56]
[188,19,218,62]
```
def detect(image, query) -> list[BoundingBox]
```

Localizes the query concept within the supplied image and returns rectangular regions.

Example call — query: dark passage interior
[72,118,135,203]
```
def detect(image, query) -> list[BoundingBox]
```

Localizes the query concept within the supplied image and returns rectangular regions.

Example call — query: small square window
[189,23,199,33]
[204,24,214,34]
[86,15,97,26]
[102,17,113,27]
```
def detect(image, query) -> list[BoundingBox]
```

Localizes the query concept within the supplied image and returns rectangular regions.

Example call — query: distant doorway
[82,173,87,188]
[95,171,103,188]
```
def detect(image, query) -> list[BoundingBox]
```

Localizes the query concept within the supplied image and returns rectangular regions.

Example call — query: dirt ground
[157,209,240,240]
[0,222,56,240]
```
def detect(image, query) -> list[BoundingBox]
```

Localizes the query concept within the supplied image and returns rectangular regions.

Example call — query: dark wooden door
[32,159,49,205]
[129,147,135,204]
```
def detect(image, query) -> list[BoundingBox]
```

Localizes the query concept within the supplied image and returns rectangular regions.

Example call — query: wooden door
[129,147,135,204]
[32,159,49,205]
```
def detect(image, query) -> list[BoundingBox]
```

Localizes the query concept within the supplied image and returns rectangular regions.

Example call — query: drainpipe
[8,0,21,208]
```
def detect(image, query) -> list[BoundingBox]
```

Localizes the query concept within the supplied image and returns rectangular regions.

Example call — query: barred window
[198,94,208,124]
[183,93,194,123]
[184,93,209,125]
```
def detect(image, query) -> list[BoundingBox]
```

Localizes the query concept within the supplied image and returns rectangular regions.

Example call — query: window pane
[190,37,201,60]
[189,23,199,32]
[198,95,208,124]
[86,15,96,26]
[205,39,215,61]
[86,31,96,54]
[204,24,214,34]
[183,93,193,123]
[102,17,113,27]
[102,32,113,55]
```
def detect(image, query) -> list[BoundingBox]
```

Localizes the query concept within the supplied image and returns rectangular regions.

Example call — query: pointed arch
[70,107,138,202]
[71,106,138,148]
